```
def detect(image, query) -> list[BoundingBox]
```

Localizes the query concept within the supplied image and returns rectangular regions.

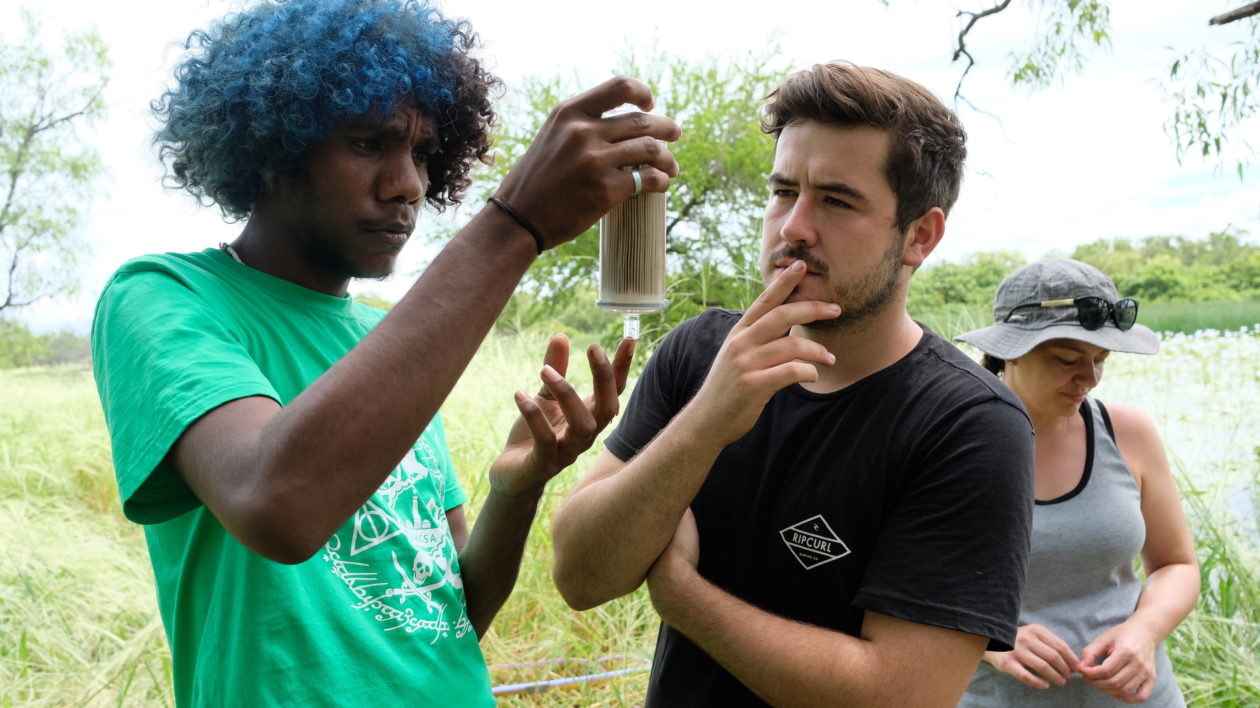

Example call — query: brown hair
[981,354,1006,377]
[761,62,966,232]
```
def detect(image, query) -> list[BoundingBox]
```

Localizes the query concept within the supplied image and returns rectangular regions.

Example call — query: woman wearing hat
[955,258,1199,707]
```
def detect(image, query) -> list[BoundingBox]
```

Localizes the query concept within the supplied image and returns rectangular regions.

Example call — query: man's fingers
[545,333,570,375]
[610,134,680,180]
[743,299,842,345]
[749,335,835,371]
[536,334,570,397]
[605,112,683,148]
[567,76,656,118]
[540,365,597,451]
[586,343,620,426]
[740,261,808,325]
[513,390,556,457]
[611,337,635,393]
[754,360,824,393]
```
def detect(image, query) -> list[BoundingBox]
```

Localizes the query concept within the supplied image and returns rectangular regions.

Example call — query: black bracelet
[488,196,545,255]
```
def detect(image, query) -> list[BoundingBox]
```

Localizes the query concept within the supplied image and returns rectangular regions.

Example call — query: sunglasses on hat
[1004,296,1139,331]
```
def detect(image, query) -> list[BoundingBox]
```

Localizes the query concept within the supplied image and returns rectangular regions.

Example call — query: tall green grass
[1167,472,1260,707]
[3,330,1258,706]
[0,367,172,707]
[910,299,1260,342]
[447,332,659,706]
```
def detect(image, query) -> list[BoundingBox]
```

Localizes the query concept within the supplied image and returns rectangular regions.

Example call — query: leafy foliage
[1165,16,1260,178]
[905,229,1260,340]
[0,9,109,312]
[429,47,789,349]
[1008,0,1112,87]
[909,250,1027,310]
[1069,227,1260,301]
[0,318,90,368]
[948,0,1258,175]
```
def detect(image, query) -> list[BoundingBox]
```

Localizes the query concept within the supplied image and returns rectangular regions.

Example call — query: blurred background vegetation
[7,226,1260,368]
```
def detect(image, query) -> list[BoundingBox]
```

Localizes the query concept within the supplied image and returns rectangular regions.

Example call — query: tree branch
[2,248,20,311]
[667,194,703,237]
[1210,2,1260,25]
[953,0,1014,102]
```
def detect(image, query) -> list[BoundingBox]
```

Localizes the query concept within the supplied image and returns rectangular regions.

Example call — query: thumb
[1078,638,1111,675]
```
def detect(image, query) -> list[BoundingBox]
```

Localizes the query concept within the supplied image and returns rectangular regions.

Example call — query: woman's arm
[1078,402,1200,703]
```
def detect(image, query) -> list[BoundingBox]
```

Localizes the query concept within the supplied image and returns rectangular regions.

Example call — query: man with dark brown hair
[551,62,1035,707]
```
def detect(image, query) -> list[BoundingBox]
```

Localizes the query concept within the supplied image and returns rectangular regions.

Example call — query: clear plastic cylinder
[597,175,667,316]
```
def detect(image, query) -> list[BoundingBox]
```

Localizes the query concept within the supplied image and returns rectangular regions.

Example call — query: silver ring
[631,168,643,197]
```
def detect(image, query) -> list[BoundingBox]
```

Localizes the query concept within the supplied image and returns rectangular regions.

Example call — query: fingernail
[790,261,805,272]
[542,365,561,382]
[514,390,529,404]
[829,303,841,314]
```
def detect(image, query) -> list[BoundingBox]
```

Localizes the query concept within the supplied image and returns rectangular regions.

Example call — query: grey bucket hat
[955,258,1160,360]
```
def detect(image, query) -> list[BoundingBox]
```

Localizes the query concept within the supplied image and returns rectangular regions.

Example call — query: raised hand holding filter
[598,163,667,339]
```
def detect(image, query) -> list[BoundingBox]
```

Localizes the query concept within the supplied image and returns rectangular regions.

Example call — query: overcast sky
[5,0,1258,332]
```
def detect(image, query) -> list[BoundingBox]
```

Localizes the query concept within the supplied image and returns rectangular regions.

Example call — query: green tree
[1070,227,1259,301]
[0,9,109,313]
[34,328,90,366]
[947,1,1259,175]
[1224,250,1260,296]
[1069,236,1143,282]
[438,47,788,346]
[909,250,1027,310]
[0,317,46,368]
[1118,254,1193,301]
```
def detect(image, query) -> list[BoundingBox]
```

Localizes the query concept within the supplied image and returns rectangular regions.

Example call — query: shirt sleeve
[92,267,279,524]
[604,314,711,462]
[852,397,1035,651]
[425,412,468,511]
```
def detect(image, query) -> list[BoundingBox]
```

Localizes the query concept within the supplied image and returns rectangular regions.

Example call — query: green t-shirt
[91,249,494,707]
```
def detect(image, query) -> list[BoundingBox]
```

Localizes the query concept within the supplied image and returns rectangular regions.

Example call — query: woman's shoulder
[1096,400,1160,443]
[1094,399,1168,490]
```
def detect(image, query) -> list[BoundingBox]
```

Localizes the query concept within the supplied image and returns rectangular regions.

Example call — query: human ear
[901,206,946,268]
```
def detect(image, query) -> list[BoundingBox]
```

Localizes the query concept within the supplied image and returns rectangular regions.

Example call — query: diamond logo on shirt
[780,514,850,570]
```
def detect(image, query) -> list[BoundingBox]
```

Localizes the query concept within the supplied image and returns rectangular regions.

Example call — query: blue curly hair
[153,0,500,220]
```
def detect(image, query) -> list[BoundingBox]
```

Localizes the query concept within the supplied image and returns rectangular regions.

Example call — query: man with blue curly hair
[89,0,679,704]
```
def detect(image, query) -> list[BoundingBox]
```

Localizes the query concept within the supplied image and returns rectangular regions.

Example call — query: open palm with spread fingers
[490,334,635,498]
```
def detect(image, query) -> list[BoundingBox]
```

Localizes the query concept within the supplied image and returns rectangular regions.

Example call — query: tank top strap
[1094,398,1116,443]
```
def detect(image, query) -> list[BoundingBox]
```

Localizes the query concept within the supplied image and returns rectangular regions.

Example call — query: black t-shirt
[605,309,1035,707]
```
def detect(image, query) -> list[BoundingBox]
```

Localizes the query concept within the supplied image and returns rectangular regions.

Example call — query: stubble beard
[764,236,906,334]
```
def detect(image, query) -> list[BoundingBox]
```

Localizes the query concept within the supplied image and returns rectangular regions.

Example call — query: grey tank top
[960,398,1185,707]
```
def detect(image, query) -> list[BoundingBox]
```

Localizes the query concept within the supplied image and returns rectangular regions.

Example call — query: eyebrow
[346,115,440,153]
[768,172,869,204]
